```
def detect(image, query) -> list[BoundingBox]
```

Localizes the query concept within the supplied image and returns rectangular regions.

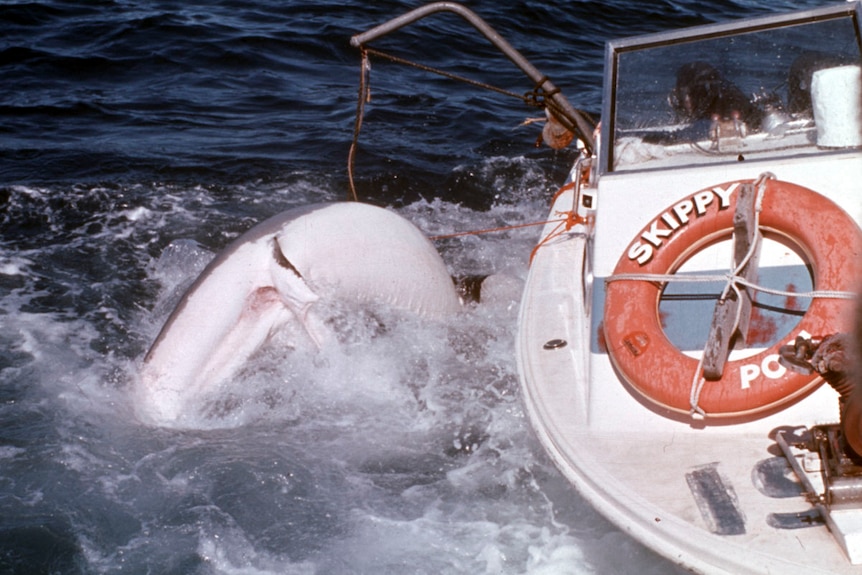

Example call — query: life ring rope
[689,350,712,418]
[606,273,858,301]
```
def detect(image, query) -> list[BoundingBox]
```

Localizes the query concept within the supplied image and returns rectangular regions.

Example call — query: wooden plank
[702,181,758,380]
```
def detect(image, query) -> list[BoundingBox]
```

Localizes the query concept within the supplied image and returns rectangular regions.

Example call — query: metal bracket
[349,2,595,154]
[777,426,862,564]
[702,181,759,380]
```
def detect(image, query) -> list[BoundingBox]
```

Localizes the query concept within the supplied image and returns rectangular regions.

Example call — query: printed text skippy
[626,183,738,266]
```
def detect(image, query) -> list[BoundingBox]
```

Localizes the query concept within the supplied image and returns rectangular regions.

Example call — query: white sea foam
[0,166,680,574]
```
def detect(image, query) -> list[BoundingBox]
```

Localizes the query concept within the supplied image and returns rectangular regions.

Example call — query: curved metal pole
[350,2,595,154]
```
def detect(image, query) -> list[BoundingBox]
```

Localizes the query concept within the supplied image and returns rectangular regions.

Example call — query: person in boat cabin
[668,61,762,129]
[642,60,761,145]
[662,54,853,139]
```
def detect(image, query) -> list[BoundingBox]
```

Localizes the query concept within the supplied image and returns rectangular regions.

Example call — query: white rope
[689,357,708,419]
[605,272,857,300]
[733,277,855,300]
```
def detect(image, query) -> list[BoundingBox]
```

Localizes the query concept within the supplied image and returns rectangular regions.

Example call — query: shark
[137,202,462,425]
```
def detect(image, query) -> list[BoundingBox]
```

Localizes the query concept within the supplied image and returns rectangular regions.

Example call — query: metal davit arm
[349,2,595,155]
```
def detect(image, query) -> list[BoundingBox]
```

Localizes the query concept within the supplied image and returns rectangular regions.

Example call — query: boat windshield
[603,4,862,173]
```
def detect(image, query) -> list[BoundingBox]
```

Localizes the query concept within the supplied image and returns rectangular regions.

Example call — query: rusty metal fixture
[780,333,862,456]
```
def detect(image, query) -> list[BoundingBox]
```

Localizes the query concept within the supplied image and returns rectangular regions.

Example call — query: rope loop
[524,76,560,109]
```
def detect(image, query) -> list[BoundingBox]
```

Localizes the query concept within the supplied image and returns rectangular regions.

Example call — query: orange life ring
[603,178,862,418]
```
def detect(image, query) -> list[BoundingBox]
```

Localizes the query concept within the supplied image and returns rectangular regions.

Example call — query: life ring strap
[606,273,858,301]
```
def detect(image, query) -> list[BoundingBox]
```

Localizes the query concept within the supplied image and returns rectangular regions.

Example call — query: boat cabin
[600,3,862,173]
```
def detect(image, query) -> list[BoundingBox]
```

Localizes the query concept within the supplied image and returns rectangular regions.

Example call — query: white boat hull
[518,151,862,574]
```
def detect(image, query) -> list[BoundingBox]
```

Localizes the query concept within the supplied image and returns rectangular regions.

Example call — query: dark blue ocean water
[0,1,841,573]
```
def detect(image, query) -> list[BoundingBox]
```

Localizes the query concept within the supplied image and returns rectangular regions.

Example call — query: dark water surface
[0,1,840,573]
